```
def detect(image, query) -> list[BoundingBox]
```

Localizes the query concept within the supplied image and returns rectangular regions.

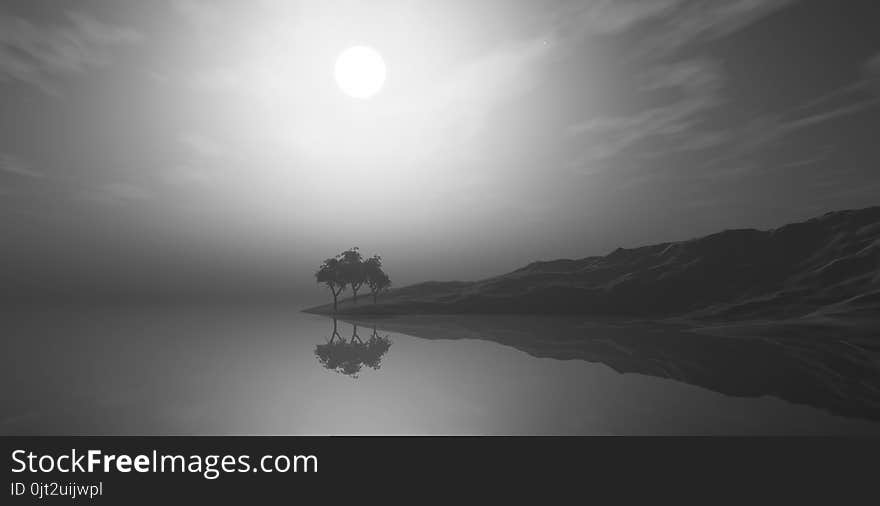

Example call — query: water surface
[2,307,879,435]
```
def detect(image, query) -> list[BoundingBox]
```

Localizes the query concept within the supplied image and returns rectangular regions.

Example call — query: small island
[306,206,880,337]
[302,207,880,421]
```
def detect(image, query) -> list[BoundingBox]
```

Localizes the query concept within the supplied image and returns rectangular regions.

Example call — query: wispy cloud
[413,36,553,147]
[1,151,155,208]
[160,164,216,187]
[697,53,880,178]
[0,11,142,95]
[782,54,880,126]
[555,0,682,37]
[634,0,799,57]
[187,67,242,93]
[165,133,229,188]
[783,98,880,131]
[78,182,154,206]
[556,0,798,53]
[561,0,799,174]
[865,51,880,86]
[0,153,43,179]
[179,132,228,158]
[566,59,726,167]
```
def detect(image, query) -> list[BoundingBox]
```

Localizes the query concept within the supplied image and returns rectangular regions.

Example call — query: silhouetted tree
[314,319,392,378]
[364,255,391,303]
[340,247,365,303]
[315,257,347,312]
[362,326,393,369]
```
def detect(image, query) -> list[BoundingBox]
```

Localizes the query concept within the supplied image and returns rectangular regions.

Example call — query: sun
[334,46,387,99]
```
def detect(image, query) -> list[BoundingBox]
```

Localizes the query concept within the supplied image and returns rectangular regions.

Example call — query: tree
[339,247,365,303]
[364,255,392,303]
[314,319,392,378]
[315,256,347,312]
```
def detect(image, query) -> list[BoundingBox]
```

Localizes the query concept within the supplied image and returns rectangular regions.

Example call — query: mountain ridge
[305,206,880,320]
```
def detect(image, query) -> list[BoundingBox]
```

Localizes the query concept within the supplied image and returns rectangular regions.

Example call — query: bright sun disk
[334,46,386,99]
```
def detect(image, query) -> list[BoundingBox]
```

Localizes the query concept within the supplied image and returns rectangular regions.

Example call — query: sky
[2,0,880,305]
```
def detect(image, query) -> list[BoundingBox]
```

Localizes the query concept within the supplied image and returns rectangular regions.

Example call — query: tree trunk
[330,319,340,342]
[332,292,338,313]
[352,288,359,303]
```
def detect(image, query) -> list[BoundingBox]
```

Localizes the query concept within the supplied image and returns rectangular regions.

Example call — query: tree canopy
[364,255,392,303]
[315,248,391,311]
[314,321,392,377]
[339,247,366,303]
[315,256,347,312]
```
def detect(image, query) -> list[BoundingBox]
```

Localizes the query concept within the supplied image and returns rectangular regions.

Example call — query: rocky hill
[306,206,880,321]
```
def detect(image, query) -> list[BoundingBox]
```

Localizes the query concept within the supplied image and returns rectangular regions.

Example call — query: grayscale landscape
[2,0,880,435]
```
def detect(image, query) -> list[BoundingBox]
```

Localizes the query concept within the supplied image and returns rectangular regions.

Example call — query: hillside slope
[306,206,880,320]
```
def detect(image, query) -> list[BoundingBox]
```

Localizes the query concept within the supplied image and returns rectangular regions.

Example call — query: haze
[2,0,880,306]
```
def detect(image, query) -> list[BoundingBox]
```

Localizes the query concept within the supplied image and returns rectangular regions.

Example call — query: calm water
[2,307,880,435]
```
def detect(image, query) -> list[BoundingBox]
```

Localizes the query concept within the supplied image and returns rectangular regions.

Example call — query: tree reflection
[315,319,392,378]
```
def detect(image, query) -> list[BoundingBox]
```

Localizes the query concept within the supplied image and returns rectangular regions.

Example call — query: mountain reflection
[346,315,880,422]
[314,319,392,378]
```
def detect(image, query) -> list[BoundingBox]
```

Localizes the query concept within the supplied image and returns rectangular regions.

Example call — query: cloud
[171,0,229,31]
[554,0,797,54]
[783,98,880,131]
[556,0,681,37]
[179,132,228,158]
[865,52,880,77]
[781,51,880,128]
[0,11,142,95]
[635,0,799,56]
[180,25,555,166]
[413,36,553,145]
[176,1,786,170]
[700,58,880,176]
[187,67,242,93]
[560,0,799,173]
[78,182,154,206]
[166,133,229,188]
[567,59,726,166]
[862,51,880,96]
[160,164,216,187]
[0,153,44,179]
